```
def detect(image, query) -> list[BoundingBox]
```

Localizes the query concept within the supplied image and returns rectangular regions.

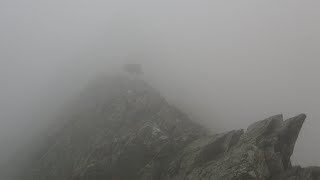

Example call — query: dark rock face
[160,114,309,180]
[25,76,319,180]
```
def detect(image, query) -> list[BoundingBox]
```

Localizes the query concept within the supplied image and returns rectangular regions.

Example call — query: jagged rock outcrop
[25,75,319,180]
[157,114,309,180]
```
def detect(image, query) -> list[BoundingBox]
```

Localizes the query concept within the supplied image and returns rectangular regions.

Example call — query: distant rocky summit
[18,75,320,179]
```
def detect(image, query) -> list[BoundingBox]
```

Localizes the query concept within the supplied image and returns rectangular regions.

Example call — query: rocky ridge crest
[26,76,319,180]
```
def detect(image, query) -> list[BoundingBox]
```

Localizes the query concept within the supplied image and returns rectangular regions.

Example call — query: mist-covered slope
[25,75,205,180]
[23,76,319,180]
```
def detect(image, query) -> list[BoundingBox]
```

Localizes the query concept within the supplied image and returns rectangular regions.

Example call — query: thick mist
[0,0,319,171]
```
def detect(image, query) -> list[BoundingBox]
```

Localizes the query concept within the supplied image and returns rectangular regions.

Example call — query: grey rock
[159,114,308,180]
[22,76,319,180]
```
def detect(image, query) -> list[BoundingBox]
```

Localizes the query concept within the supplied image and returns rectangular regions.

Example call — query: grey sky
[0,0,319,167]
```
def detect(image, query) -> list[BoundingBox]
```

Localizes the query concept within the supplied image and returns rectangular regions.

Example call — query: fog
[0,0,320,172]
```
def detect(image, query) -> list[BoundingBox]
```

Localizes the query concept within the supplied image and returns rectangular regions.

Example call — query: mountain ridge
[14,75,320,180]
